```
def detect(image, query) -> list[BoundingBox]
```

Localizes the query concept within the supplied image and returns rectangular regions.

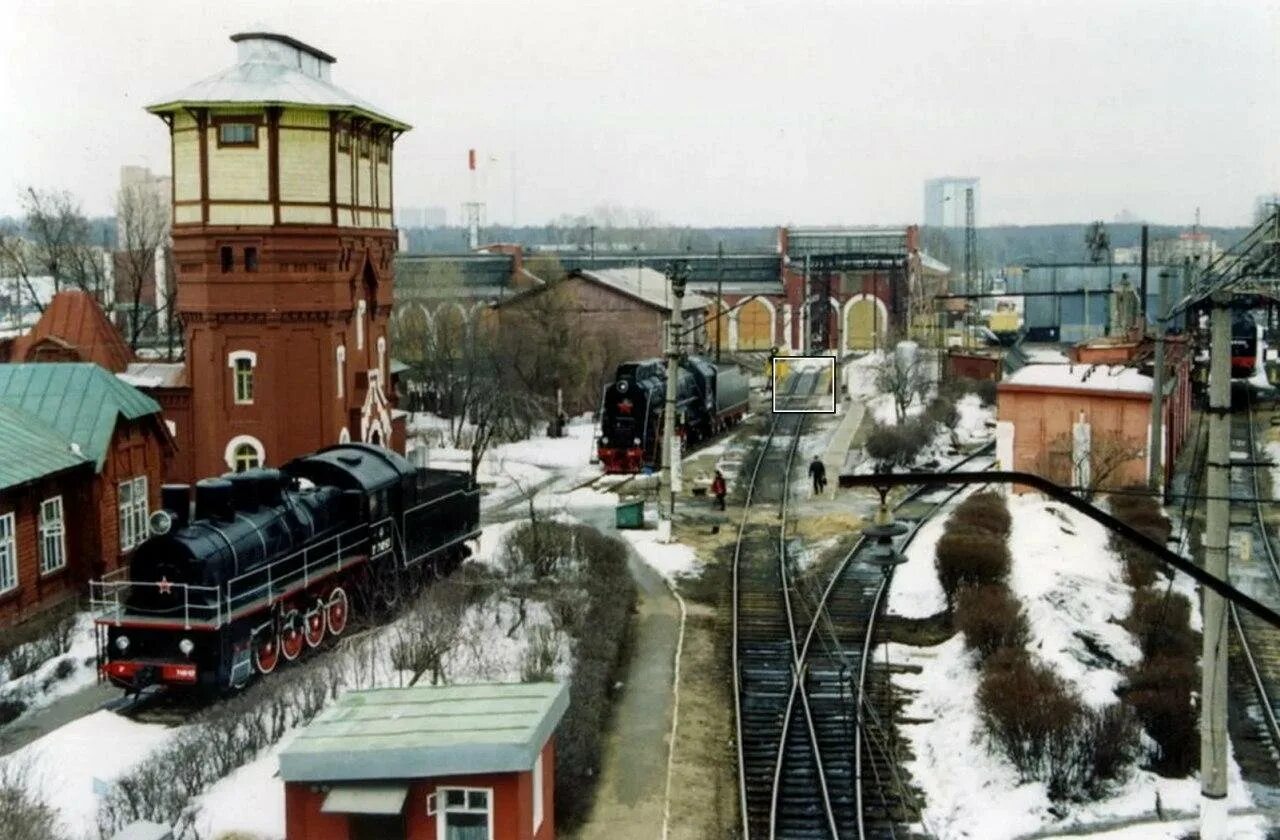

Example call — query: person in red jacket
[711,470,727,510]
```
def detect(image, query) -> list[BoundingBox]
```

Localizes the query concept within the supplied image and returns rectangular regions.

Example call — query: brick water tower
[146,32,410,481]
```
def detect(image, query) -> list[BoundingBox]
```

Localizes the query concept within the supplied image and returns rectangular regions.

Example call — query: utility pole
[1140,224,1149,320]
[659,260,689,544]
[1200,294,1231,840]
[964,187,976,347]
[1147,270,1169,493]
[802,255,811,353]
[716,241,724,364]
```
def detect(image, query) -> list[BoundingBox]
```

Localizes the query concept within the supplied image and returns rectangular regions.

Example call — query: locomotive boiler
[92,443,480,693]
[598,356,750,473]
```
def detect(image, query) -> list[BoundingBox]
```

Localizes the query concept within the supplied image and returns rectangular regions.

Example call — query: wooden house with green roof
[0,363,172,627]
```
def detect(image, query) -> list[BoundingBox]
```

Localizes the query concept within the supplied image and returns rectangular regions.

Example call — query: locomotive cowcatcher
[91,443,480,693]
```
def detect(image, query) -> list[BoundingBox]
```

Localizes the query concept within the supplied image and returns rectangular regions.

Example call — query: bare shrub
[0,695,27,727]
[391,580,468,686]
[951,490,1012,538]
[925,396,959,428]
[0,760,66,840]
[934,527,1012,609]
[1083,703,1141,787]
[521,624,561,682]
[865,418,934,468]
[1123,588,1198,661]
[955,585,1029,661]
[1122,654,1198,777]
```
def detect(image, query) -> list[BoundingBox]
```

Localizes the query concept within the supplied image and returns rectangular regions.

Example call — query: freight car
[598,356,749,473]
[91,443,480,693]
[1232,311,1258,378]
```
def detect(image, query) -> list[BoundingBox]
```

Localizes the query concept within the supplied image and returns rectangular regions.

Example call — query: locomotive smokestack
[195,477,235,521]
[161,484,191,529]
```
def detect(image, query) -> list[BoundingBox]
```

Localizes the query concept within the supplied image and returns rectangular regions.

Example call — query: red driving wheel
[327,587,349,636]
[280,610,304,661]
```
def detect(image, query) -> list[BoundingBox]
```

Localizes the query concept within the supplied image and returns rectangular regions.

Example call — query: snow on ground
[1033,813,1271,839]
[195,729,296,840]
[1023,345,1072,364]
[0,613,99,721]
[3,711,172,839]
[789,535,843,571]
[1269,441,1280,501]
[954,393,995,446]
[887,492,1260,839]
[619,506,701,581]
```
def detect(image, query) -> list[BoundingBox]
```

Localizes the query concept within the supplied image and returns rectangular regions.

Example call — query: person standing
[809,456,827,495]
[711,469,727,510]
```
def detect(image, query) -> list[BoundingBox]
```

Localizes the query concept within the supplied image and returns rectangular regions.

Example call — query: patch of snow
[195,730,295,840]
[0,613,99,721]
[1269,441,1280,500]
[1004,363,1152,394]
[954,393,995,446]
[1023,345,1072,364]
[4,711,172,838]
[616,507,701,581]
[888,492,1258,839]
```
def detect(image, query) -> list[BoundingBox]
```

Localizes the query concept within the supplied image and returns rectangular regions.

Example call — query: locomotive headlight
[114,635,130,652]
[633,437,641,446]
[178,638,194,656]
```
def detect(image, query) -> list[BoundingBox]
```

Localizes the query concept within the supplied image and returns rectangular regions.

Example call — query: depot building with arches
[393,226,949,360]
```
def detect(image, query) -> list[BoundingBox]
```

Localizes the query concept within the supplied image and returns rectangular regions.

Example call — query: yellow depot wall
[376,161,391,209]
[175,205,202,224]
[208,204,273,225]
[336,150,353,205]
[173,112,196,131]
[280,108,327,129]
[279,129,330,203]
[281,204,332,224]
[356,157,371,218]
[173,131,200,202]
[207,128,269,201]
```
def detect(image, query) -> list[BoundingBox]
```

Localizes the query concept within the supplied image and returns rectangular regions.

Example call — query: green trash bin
[615,499,645,529]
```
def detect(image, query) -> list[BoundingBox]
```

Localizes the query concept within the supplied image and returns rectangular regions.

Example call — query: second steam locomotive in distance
[598,356,749,473]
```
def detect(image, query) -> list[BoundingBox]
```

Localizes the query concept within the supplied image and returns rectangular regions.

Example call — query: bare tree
[17,188,110,301]
[1035,429,1145,499]
[393,580,468,686]
[114,181,172,352]
[0,224,43,319]
[875,340,931,423]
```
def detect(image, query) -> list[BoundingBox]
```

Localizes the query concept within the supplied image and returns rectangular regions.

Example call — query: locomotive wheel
[280,610,305,661]
[254,630,280,674]
[303,602,326,648]
[327,587,349,636]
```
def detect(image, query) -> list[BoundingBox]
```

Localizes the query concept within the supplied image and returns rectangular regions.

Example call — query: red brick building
[0,364,171,627]
[143,32,411,482]
[2,290,135,372]
[279,682,567,840]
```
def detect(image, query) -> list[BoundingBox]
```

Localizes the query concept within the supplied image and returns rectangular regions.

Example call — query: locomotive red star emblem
[618,399,633,415]
[157,576,173,596]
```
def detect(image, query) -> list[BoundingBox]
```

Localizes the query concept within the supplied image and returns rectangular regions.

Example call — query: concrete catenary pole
[659,261,688,544]
[1200,295,1231,839]
[1147,270,1169,493]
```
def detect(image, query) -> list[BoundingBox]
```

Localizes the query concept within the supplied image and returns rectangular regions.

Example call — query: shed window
[218,122,257,146]
[39,496,66,575]
[118,476,148,552]
[220,246,234,273]
[244,246,258,273]
[0,513,15,594]
[233,443,260,473]
[378,140,390,164]
[427,787,492,840]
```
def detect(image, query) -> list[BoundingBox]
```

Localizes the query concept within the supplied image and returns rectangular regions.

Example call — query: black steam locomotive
[92,444,479,693]
[598,356,750,473]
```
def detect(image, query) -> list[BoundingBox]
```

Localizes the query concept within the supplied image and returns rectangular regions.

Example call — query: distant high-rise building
[1256,193,1280,222]
[923,177,980,228]
[117,165,171,246]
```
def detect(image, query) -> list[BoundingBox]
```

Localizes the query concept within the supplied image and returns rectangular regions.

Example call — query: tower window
[228,350,257,404]
[220,246,233,273]
[244,247,258,273]
[218,122,257,147]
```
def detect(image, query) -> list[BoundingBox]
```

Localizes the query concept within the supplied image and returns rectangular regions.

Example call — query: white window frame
[356,300,367,350]
[377,335,387,384]
[336,345,347,400]
[532,752,544,833]
[228,350,257,405]
[39,496,66,575]
[0,512,16,594]
[118,476,149,552]
[223,435,267,472]
[339,427,351,444]
[427,786,493,840]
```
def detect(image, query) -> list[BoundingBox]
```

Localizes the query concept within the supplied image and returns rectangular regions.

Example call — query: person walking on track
[711,469,727,510]
[809,456,827,496]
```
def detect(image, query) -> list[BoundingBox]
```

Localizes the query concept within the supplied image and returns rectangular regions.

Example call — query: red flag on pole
[468,149,476,171]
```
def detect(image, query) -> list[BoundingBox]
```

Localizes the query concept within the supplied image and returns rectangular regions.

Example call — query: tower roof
[147,33,409,130]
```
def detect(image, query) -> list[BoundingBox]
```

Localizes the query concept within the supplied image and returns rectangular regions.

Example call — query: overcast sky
[2,0,1277,227]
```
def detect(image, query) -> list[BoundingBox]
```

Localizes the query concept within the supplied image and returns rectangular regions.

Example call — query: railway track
[1227,391,1280,761]
[731,364,995,840]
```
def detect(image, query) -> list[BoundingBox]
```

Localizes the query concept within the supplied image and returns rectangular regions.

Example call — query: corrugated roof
[7,291,134,373]
[147,37,409,130]
[0,364,163,470]
[0,404,92,491]
[279,681,569,782]
[577,268,710,312]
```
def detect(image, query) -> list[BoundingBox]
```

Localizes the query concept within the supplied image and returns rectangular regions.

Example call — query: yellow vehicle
[764,346,791,385]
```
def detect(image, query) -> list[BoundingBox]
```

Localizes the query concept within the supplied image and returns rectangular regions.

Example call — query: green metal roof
[0,364,162,471]
[279,681,569,783]
[0,404,93,491]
